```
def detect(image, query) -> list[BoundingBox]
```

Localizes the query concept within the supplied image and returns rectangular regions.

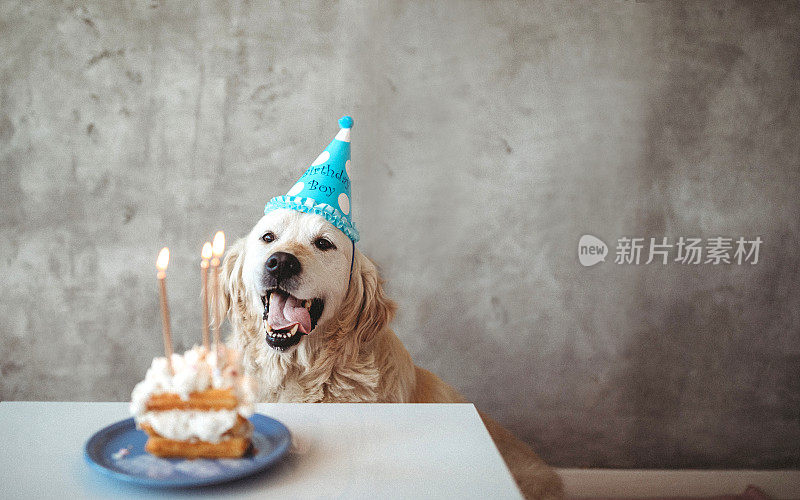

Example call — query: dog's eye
[261,232,275,243]
[314,237,335,251]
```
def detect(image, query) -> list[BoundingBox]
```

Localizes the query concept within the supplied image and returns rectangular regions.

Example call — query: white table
[0,402,522,499]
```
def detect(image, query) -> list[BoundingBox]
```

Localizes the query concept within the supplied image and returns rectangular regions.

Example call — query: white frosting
[137,410,244,443]
[130,346,256,434]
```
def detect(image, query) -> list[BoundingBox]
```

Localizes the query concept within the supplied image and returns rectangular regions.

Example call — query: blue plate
[84,414,291,488]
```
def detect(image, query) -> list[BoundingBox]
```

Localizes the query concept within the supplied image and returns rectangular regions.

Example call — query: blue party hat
[265,116,359,242]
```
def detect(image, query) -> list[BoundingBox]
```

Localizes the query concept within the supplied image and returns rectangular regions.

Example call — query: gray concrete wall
[1,0,798,468]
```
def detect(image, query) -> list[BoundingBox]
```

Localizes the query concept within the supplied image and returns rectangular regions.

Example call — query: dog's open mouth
[261,289,324,351]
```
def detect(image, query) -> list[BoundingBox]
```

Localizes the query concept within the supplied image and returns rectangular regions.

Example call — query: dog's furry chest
[262,380,381,403]
[248,353,384,403]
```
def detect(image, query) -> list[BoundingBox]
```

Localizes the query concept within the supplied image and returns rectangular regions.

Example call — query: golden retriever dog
[220,208,563,499]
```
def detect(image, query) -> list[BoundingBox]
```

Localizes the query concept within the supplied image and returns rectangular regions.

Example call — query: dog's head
[220,208,395,359]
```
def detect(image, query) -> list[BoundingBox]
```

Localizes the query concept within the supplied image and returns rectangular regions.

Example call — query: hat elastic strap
[347,239,355,292]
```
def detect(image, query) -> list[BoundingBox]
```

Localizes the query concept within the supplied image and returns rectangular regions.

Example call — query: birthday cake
[130,345,255,459]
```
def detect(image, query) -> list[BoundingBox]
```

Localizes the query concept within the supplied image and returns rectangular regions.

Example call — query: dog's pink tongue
[267,293,312,334]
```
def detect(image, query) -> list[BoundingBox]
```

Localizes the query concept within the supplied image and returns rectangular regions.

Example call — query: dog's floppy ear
[336,250,397,344]
[218,237,249,334]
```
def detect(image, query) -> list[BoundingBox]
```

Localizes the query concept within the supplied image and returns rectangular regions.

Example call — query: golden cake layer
[140,414,252,459]
[144,388,238,412]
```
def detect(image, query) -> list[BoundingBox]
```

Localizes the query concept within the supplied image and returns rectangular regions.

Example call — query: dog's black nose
[265,252,301,280]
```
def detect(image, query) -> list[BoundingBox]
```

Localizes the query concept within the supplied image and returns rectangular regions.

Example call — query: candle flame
[212,231,225,257]
[201,241,212,260]
[156,247,170,271]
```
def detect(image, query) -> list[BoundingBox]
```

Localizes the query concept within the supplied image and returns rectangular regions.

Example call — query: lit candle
[210,231,225,362]
[156,247,174,374]
[200,242,212,350]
